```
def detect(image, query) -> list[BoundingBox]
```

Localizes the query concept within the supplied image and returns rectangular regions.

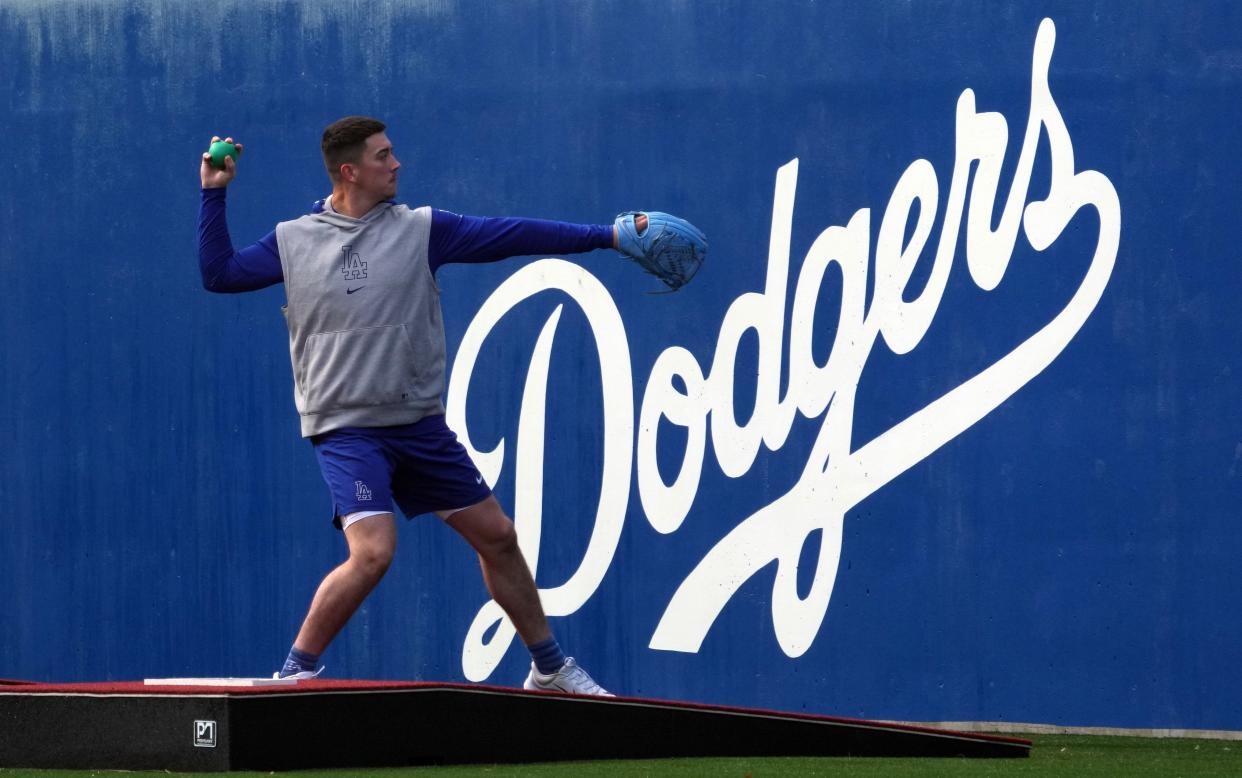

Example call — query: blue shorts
[311,414,493,529]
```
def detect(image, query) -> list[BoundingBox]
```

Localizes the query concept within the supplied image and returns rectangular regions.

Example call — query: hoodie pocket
[301,324,418,414]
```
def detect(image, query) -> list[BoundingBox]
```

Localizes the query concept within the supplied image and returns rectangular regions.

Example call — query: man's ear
[339,163,357,183]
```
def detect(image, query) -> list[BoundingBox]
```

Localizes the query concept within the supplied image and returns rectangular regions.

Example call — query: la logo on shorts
[355,480,372,501]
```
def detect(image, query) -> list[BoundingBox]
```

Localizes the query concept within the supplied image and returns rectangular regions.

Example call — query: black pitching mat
[0,678,1030,771]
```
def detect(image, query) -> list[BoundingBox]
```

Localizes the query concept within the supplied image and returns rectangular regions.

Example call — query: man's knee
[468,506,521,558]
[345,514,397,580]
[350,540,395,580]
[485,517,519,555]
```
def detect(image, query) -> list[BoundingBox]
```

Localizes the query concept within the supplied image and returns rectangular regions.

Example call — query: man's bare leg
[445,496,551,645]
[447,496,611,695]
[292,513,398,655]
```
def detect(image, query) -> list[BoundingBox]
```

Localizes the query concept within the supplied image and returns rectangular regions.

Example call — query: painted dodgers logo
[341,245,367,280]
[447,18,1121,680]
[355,480,372,502]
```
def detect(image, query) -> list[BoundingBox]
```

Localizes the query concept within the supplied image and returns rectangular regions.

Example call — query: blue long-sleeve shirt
[197,187,615,293]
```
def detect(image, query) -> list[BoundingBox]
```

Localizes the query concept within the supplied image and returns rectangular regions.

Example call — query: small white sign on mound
[142,677,298,687]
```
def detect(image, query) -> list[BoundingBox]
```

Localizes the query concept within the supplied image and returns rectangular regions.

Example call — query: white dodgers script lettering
[448,18,1121,679]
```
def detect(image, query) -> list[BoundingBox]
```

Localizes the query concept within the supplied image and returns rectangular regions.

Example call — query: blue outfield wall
[1,1,1240,730]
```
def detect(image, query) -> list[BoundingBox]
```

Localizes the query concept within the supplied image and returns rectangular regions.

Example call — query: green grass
[0,735,1238,777]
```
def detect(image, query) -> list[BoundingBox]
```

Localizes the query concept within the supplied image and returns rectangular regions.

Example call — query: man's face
[345,132,400,198]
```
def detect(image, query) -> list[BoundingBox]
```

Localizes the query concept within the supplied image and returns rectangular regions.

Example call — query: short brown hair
[321,116,387,180]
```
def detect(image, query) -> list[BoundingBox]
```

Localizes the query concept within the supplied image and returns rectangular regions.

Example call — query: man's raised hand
[200,135,243,188]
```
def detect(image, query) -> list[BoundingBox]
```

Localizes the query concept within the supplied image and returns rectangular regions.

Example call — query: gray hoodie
[276,196,444,437]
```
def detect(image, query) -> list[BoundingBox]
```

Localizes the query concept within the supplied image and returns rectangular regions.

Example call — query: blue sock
[280,646,319,677]
[528,636,566,675]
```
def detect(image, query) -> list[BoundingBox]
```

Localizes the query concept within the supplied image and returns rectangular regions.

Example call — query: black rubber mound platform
[0,679,1030,771]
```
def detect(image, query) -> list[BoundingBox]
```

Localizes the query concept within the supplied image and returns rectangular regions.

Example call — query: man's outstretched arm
[428,211,646,273]
[196,135,284,293]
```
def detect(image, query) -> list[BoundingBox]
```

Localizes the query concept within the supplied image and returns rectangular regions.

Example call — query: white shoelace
[559,663,604,695]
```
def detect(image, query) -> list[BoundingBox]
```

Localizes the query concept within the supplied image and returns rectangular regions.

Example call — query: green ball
[208,140,238,169]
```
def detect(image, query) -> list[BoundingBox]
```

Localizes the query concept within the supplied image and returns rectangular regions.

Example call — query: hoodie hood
[308,195,398,230]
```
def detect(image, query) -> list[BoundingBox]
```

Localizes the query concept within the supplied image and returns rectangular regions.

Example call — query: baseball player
[195,116,705,695]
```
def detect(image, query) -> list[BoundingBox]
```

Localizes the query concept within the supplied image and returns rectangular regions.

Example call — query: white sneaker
[273,666,325,681]
[523,657,613,697]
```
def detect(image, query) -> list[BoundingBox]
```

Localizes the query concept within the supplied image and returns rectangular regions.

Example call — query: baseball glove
[614,211,707,292]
